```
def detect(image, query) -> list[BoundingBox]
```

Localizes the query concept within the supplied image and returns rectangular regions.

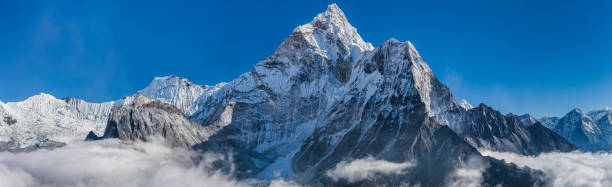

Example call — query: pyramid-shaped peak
[570,108,584,114]
[312,3,348,26]
[274,3,373,62]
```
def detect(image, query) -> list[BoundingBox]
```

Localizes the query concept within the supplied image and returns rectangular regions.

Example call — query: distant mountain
[539,116,560,129]
[95,95,215,148]
[517,114,538,126]
[0,93,114,150]
[553,108,609,151]
[536,108,612,151]
[457,104,576,155]
[588,107,612,122]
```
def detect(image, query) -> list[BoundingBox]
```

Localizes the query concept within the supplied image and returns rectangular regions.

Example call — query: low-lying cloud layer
[446,156,487,187]
[326,156,414,183]
[0,139,250,187]
[482,150,612,187]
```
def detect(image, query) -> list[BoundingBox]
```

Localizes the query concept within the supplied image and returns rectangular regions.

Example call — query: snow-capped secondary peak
[539,116,560,129]
[138,75,226,116]
[571,108,584,114]
[518,114,537,126]
[0,93,115,150]
[588,107,612,122]
[553,107,605,150]
[458,99,474,110]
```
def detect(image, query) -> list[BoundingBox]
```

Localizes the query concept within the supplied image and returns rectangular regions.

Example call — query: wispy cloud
[326,156,415,183]
[0,139,250,187]
[482,150,612,186]
[446,156,487,187]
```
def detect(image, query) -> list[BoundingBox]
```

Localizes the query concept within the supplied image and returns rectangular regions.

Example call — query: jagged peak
[458,99,474,110]
[145,75,225,90]
[378,38,422,59]
[569,108,585,115]
[476,103,489,108]
[588,107,612,121]
[311,3,348,29]
[277,4,373,62]
[139,75,198,95]
[151,75,192,84]
[562,108,596,123]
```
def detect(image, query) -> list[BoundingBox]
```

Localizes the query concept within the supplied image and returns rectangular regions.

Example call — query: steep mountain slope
[589,108,612,143]
[517,114,538,126]
[0,93,114,150]
[96,95,214,148]
[539,117,559,129]
[553,108,608,151]
[458,104,575,155]
[190,4,544,186]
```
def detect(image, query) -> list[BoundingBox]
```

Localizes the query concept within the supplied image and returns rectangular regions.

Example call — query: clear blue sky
[0,0,610,117]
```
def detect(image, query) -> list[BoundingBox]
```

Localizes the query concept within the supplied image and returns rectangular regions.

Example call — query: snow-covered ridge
[137,75,226,116]
[458,99,474,110]
[0,93,115,149]
[588,107,612,122]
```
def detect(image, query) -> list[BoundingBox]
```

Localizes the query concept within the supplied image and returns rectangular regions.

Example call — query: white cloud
[268,178,301,187]
[446,156,487,187]
[326,156,414,183]
[0,138,250,187]
[482,150,612,187]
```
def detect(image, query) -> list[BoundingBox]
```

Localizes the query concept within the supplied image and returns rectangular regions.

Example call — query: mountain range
[1,3,607,186]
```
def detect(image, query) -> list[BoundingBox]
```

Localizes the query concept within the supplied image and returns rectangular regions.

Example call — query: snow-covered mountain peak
[553,108,603,149]
[278,3,373,63]
[138,75,226,116]
[358,38,460,129]
[518,114,538,126]
[571,108,584,114]
[539,117,560,129]
[458,99,474,110]
[23,92,57,102]
[588,107,612,121]
[312,3,347,28]
[0,93,115,149]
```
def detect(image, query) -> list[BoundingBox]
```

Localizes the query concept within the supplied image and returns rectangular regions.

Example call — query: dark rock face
[458,104,576,155]
[527,122,578,153]
[85,131,102,141]
[101,95,211,148]
[517,114,537,126]
[2,116,16,125]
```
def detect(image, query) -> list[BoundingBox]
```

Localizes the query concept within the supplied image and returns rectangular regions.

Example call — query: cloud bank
[482,150,612,187]
[0,139,250,187]
[326,156,414,183]
[446,156,487,187]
